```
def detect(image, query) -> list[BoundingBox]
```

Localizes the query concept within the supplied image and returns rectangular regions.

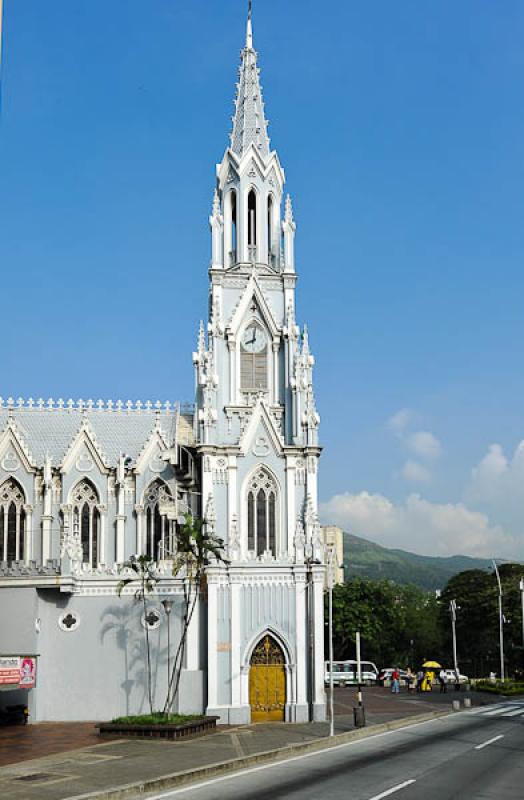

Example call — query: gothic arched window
[248,189,257,245]
[0,479,26,563]
[71,479,100,568]
[240,321,268,391]
[143,480,171,561]
[267,194,274,264]
[247,468,278,556]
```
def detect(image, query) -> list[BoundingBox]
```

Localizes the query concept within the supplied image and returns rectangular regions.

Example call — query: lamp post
[449,599,459,677]
[520,578,524,663]
[492,561,504,682]
[162,598,174,714]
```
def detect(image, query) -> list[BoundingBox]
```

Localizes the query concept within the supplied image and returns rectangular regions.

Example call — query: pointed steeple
[230,3,270,159]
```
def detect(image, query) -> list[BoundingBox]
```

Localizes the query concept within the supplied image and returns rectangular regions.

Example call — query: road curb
[65,710,450,800]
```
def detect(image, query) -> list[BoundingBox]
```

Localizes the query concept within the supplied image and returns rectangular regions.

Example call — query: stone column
[42,485,53,564]
[285,457,296,557]
[230,577,242,709]
[97,505,107,565]
[23,505,33,563]
[185,588,200,671]
[206,574,219,713]
[134,505,144,555]
[311,566,326,721]
[294,570,308,721]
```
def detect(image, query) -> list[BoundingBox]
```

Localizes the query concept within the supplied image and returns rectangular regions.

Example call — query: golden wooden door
[249,635,286,722]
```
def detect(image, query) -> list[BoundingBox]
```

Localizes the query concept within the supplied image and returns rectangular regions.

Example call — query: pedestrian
[391,667,400,694]
[416,670,424,693]
[439,669,447,693]
[406,667,415,693]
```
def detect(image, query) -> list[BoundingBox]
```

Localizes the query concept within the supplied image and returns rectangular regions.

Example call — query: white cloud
[319,491,516,558]
[464,440,524,536]
[406,431,442,461]
[387,408,413,436]
[401,460,431,483]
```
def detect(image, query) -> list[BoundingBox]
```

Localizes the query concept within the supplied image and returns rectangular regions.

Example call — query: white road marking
[483,706,518,716]
[146,717,445,799]
[502,708,524,717]
[475,734,504,750]
[367,780,417,800]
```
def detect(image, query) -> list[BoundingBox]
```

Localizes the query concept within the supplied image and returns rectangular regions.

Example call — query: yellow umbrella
[422,660,441,668]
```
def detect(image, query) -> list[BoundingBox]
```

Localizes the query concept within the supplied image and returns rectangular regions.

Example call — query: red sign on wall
[0,657,37,688]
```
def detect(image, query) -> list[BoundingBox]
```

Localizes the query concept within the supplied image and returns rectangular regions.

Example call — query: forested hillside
[342,532,498,591]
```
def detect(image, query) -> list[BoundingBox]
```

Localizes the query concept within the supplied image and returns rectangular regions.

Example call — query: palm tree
[117,555,157,715]
[164,513,228,714]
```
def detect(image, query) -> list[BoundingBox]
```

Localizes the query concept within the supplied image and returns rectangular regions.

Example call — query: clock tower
[193,7,326,724]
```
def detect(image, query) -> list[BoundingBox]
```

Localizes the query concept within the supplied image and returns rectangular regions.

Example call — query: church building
[0,9,326,725]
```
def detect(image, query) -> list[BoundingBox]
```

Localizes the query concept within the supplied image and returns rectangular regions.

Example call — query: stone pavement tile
[0,722,103,767]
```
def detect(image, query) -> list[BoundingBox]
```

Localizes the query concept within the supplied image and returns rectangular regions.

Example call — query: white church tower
[194,6,326,724]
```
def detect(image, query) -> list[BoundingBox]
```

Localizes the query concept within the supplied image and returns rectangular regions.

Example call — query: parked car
[377,668,410,686]
[443,669,469,684]
[324,660,379,686]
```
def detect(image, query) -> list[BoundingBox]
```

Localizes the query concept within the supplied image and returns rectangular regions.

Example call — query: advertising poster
[0,656,20,686]
[19,657,36,688]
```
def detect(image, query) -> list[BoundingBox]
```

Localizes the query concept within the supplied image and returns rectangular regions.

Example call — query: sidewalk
[0,688,498,800]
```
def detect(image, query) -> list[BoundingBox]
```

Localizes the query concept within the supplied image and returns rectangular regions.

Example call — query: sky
[1,1,523,559]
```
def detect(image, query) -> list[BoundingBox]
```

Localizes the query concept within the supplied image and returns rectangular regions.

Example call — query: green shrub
[111,712,202,725]
[474,680,524,696]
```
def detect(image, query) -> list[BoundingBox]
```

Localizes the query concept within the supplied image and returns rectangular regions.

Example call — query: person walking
[439,669,448,693]
[391,667,401,694]
[406,667,415,693]
[416,669,424,693]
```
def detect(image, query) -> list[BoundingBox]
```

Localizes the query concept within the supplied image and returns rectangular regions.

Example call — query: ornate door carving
[249,634,286,722]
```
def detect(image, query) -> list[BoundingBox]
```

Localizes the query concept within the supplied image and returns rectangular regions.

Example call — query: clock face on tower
[241,325,266,353]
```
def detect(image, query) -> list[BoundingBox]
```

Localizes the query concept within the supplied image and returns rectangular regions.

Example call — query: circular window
[58,611,80,632]
[141,609,162,630]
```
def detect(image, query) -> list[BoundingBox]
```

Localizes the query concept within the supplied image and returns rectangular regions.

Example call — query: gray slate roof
[0,407,190,467]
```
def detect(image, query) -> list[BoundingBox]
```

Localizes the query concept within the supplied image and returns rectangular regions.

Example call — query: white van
[324,660,379,687]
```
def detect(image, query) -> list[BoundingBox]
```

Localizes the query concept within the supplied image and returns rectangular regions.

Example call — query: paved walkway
[0,688,497,800]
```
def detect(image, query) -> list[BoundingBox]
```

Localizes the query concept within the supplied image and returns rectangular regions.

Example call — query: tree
[117,554,157,715]
[328,578,442,668]
[163,513,229,714]
[439,564,524,678]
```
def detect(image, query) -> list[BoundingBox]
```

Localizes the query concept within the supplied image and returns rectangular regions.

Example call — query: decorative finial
[246,0,253,50]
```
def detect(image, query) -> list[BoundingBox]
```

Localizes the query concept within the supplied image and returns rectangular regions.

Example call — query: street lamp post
[449,599,459,677]
[162,598,174,714]
[520,578,524,662]
[492,561,504,682]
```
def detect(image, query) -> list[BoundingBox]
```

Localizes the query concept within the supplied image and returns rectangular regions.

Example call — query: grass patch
[110,712,203,726]
[474,680,524,696]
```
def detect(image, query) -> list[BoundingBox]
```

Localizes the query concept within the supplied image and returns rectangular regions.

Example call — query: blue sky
[1,1,523,557]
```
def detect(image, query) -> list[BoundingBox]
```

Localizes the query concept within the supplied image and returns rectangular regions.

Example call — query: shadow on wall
[101,601,163,716]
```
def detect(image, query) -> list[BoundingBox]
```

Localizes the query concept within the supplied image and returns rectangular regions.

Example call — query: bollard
[353,706,366,728]
[464,698,472,709]
[452,700,461,712]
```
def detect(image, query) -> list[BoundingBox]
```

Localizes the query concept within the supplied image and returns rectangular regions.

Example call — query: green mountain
[342,532,499,591]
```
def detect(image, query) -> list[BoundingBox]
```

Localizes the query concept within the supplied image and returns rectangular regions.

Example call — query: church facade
[0,12,326,725]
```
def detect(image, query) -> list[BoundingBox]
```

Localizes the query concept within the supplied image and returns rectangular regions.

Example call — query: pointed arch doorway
[249,634,286,722]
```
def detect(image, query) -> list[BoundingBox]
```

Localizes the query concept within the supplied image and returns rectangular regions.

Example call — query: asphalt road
[147,701,524,800]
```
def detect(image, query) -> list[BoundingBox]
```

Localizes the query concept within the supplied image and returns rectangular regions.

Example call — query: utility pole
[520,578,524,663]
[449,599,459,676]
[492,561,505,682]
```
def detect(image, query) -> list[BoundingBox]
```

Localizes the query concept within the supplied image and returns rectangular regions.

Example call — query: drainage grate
[16,773,60,783]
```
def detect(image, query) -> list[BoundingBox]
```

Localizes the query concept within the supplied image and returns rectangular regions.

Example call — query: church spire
[230,1,270,159]
[246,0,253,49]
